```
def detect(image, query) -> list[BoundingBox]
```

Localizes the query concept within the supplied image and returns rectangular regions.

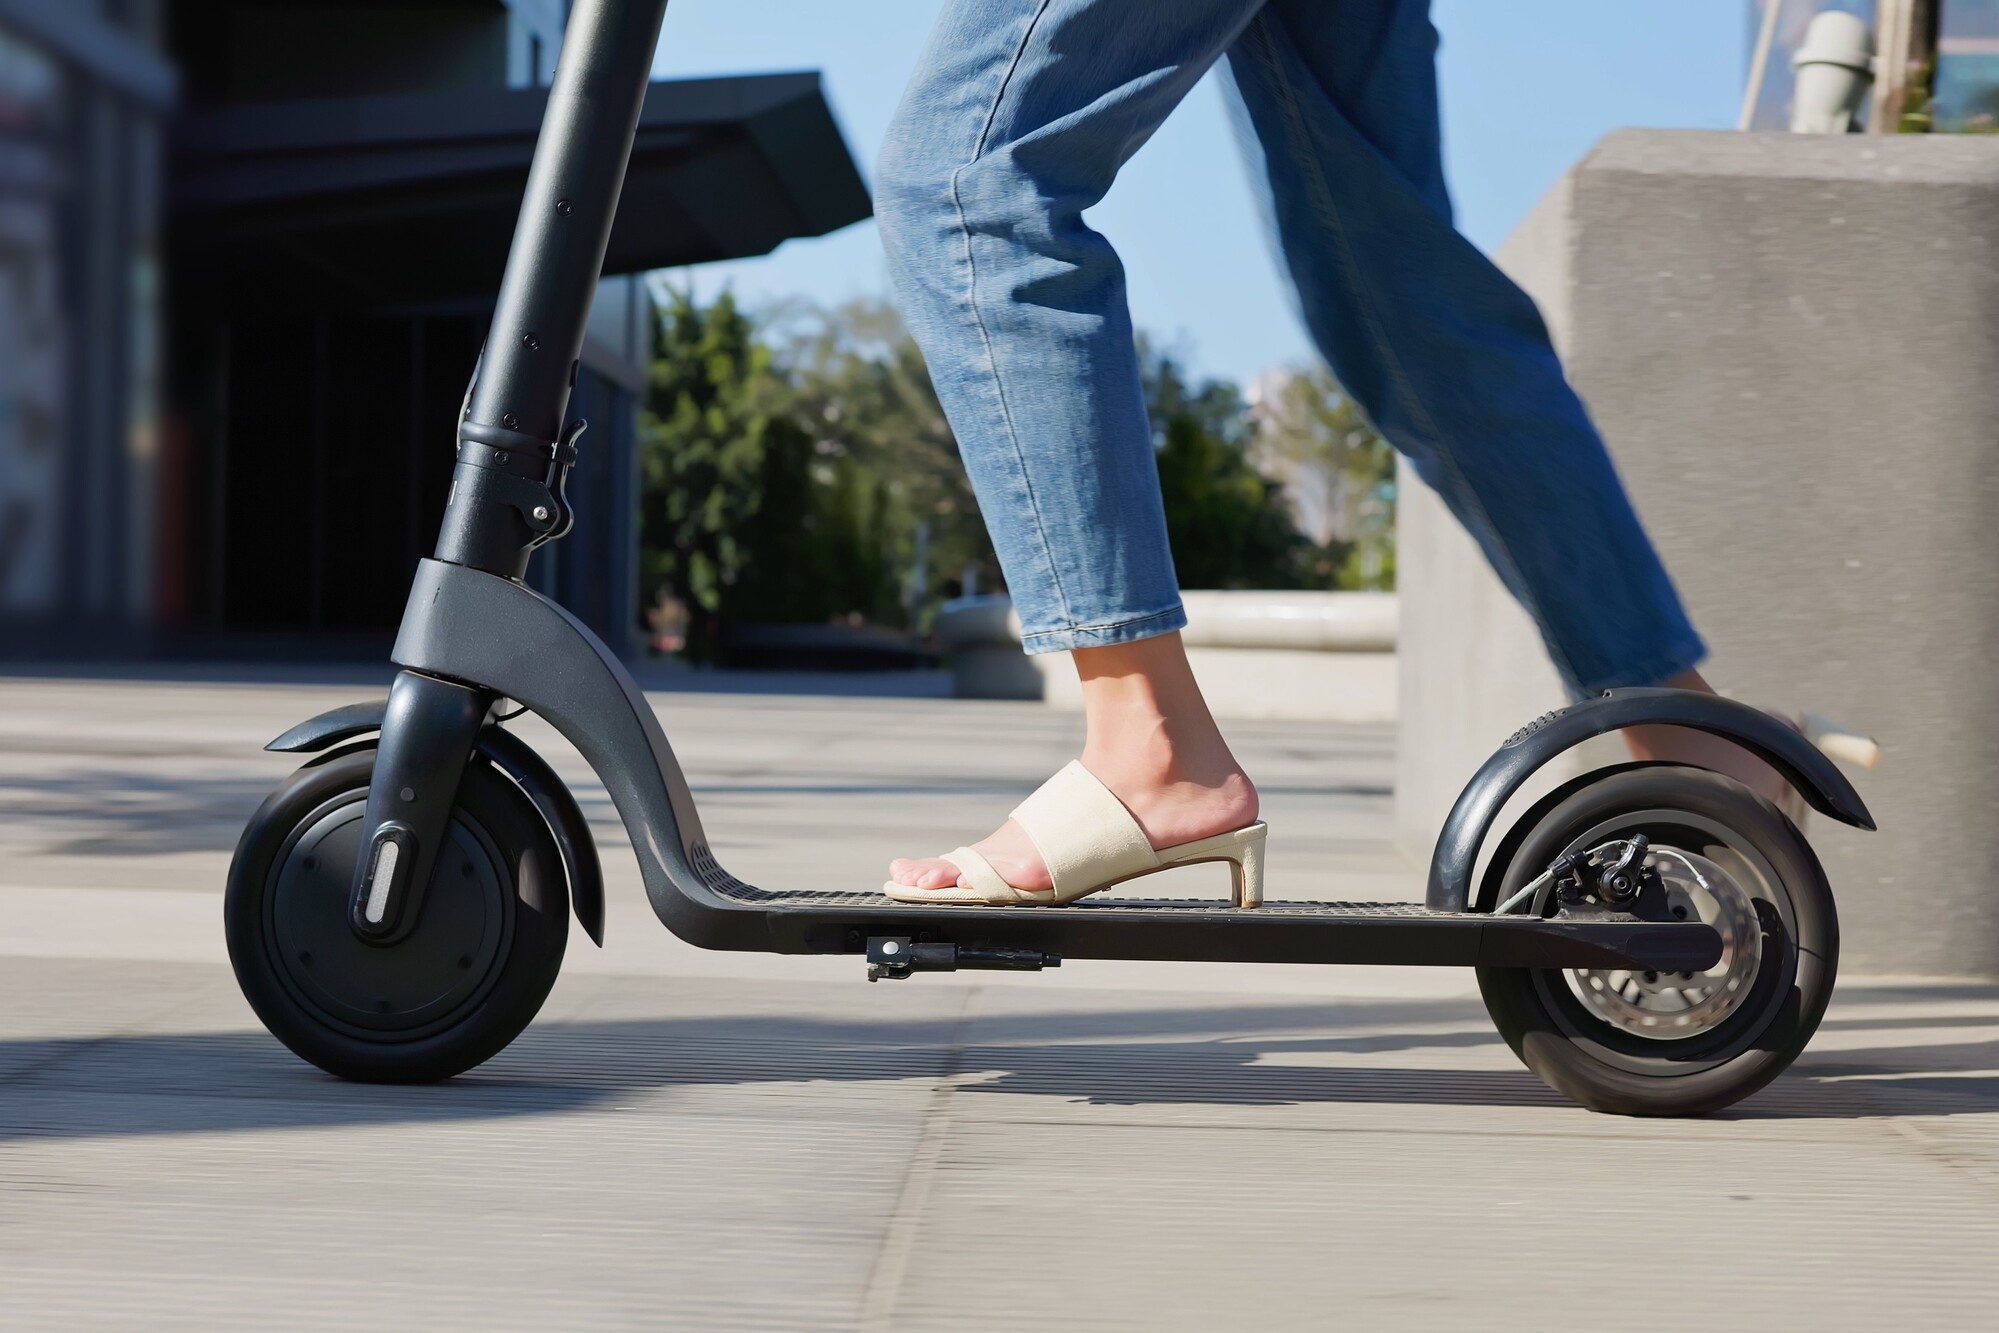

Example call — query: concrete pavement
[1,672,1996,1329]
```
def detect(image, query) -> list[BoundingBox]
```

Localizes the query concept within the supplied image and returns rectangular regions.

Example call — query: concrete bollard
[1396,129,1999,976]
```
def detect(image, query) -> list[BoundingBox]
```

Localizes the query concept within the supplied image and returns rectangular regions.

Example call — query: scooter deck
[266,688,1723,976]
[694,872,1723,972]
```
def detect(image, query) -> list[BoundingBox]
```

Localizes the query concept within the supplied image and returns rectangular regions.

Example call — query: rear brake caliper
[1554,835,1668,918]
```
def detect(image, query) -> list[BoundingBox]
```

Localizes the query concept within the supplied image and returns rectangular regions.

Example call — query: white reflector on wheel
[365,841,400,924]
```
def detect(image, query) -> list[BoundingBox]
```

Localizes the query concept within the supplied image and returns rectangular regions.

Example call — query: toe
[888,855,963,890]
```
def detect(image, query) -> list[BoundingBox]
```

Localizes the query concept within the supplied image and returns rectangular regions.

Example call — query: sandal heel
[1229,830,1265,910]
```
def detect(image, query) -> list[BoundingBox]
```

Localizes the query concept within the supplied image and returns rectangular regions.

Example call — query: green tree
[639,290,986,659]
[1141,344,1324,590]
[1250,364,1396,590]
[638,287,782,657]
[774,298,1001,622]
[638,291,1388,663]
[640,287,900,659]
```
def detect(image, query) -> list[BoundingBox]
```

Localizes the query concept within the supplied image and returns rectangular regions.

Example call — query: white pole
[1739,0,1787,131]
[1870,0,1913,133]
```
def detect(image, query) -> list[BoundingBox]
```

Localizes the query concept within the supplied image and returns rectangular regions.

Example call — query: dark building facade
[0,0,868,656]
[0,1,173,649]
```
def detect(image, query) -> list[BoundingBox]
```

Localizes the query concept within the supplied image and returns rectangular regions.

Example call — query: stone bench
[934,590,1398,723]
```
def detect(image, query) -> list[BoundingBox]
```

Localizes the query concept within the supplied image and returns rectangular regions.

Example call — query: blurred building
[0,2,173,653]
[0,0,867,657]
[1744,1,1999,131]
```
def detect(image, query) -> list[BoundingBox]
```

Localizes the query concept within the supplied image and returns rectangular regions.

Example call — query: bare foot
[1622,669,1795,808]
[888,633,1258,893]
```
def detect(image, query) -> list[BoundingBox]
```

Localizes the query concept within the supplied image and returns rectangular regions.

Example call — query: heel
[1800,713,1880,770]
[1230,832,1265,910]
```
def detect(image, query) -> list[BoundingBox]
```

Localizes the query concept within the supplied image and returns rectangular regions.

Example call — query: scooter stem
[438,0,670,581]
[348,0,671,944]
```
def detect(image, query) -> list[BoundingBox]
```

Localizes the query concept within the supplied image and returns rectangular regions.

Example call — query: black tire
[225,748,567,1083]
[1476,766,1837,1116]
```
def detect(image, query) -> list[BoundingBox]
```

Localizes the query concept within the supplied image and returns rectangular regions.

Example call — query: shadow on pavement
[1,768,280,857]
[2,767,1393,860]
[3,992,1993,1141]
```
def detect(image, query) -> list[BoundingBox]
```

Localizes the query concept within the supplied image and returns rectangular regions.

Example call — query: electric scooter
[224,0,1876,1117]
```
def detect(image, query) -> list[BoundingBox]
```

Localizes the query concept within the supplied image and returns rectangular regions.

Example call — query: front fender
[1427,687,1875,912]
[266,700,605,946]
[267,701,389,755]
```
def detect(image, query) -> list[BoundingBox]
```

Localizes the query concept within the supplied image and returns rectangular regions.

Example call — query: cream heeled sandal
[883,760,1268,908]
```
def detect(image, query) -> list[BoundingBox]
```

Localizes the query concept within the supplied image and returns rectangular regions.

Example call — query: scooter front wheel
[1477,766,1837,1116]
[225,748,567,1082]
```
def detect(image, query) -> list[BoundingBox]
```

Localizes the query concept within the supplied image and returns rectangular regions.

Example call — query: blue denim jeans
[875,0,1706,696]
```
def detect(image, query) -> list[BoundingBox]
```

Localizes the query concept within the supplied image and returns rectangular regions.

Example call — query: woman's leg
[1221,1,1705,699]
[875,0,1266,890]
[1221,3,1785,798]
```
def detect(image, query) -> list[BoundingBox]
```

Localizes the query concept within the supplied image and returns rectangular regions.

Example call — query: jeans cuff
[1018,604,1188,655]
[1568,635,1709,699]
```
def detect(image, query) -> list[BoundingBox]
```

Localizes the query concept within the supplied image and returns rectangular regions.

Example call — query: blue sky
[651,1,1750,387]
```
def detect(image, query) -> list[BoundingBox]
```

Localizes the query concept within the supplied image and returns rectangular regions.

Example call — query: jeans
[875,0,1706,696]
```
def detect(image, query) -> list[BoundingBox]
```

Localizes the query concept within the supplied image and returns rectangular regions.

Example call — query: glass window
[0,22,67,614]
[1935,0,1999,131]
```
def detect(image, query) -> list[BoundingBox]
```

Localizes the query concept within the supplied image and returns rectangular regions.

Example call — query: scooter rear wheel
[1477,766,1837,1116]
[225,748,567,1083]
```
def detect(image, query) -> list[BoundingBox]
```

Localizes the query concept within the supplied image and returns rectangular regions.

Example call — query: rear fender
[1430,688,1874,913]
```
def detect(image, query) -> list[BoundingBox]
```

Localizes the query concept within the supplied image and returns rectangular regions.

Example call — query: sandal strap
[1010,761,1158,898]
[942,845,1020,900]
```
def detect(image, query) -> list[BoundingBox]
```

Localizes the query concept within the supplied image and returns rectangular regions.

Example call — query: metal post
[1870,0,1941,133]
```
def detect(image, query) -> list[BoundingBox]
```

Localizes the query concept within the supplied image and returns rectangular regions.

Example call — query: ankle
[1081,726,1176,786]
[1082,710,1247,793]
[1068,633,1249,797]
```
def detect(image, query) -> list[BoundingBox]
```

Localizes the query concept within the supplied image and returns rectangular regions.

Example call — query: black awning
[169,72,871,312]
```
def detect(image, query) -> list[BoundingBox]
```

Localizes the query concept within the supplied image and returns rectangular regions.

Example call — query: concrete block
[1393,456,1592,866]
[941,591,1400,723]
[1039,644,1398,724]
[1178,590,1398,652]
[1053,591,1399,723]
[1396,129,1999,975]
[1393,170,1607,866]
[934,595,1043,700]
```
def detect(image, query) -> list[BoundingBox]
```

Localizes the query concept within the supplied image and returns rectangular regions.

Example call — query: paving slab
[0,674,1995,1330]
